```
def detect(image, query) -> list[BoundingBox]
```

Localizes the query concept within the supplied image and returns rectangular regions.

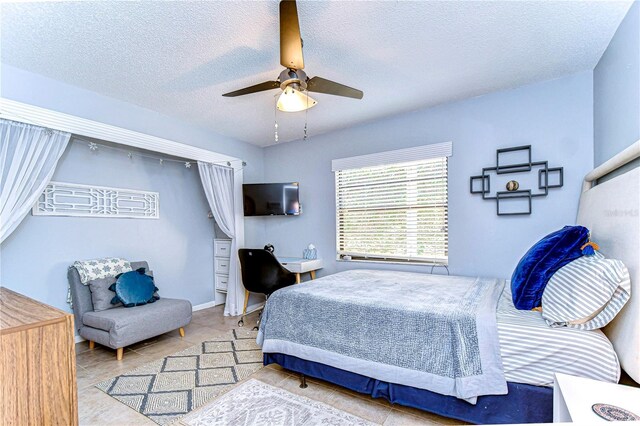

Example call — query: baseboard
[192,301,216,311]
[194,301,263,315]
[75,335,85,344]
[245,302,264,315]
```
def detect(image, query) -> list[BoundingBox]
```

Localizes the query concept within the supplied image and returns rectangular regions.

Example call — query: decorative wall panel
[32,181,159,219]
[469,145,564,215]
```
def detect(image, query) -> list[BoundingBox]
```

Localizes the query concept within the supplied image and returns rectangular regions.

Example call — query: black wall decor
[470,145,563,216]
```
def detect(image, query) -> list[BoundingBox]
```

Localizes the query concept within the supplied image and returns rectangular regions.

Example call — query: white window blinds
[335,155,449,264]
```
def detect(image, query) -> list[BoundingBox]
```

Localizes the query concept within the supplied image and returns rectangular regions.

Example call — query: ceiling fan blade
[222,81,280,97]
[280,0,304,70]
[306,76,363,99]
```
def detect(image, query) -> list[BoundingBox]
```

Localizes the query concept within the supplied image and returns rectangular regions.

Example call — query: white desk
[278,257,324,283]
[553,373,640,423]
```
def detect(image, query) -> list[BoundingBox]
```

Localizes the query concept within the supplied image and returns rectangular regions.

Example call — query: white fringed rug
[179,378,375,426]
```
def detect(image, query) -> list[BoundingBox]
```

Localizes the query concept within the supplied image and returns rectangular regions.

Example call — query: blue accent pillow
[511,225,589,310]
[109,268,160,308]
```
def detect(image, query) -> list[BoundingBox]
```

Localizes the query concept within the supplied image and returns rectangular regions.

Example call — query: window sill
[336,257,449,268]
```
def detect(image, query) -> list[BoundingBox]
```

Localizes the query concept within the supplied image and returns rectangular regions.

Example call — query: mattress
[262,270,620,390]
[259,270,507,401]
[497,284,620,386]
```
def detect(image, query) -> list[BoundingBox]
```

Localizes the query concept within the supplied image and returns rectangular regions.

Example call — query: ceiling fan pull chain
[303,91,309,141]
[274,95,279,143]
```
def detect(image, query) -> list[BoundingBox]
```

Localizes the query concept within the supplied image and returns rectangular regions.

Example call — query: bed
[258,141,640,424]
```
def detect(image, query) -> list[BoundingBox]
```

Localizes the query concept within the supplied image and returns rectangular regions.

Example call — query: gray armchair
[68,261,192,360]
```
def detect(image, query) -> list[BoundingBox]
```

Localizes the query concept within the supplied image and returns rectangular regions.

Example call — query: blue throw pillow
[109,268,160,308]
[511,225,589,310]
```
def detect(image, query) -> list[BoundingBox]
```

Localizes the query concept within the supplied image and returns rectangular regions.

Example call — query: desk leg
[295,273,301,284]
[310,270,316,280]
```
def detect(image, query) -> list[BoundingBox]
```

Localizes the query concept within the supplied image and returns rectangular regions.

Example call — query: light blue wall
[0,65,600,305]
[1,141,218,309]
[261,71,594,280]
[0,64,266,248]
[594,1,640,166]
[0,64,266,312]
[0,64,265,181]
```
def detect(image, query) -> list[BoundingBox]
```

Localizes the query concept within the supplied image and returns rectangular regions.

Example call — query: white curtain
[0,119,70,244]
[198,161,245,316]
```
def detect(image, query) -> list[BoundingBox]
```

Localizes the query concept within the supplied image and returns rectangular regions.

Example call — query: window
[334,146,449,265]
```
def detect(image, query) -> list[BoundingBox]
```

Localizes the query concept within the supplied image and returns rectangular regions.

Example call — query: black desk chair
[238,248,297,329]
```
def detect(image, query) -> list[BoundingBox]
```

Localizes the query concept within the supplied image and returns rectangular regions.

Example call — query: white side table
[553,373,640,423]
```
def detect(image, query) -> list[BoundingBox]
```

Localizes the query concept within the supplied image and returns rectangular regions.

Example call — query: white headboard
[577,140,640,384]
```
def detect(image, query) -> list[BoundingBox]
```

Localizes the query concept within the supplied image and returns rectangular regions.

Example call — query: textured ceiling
[1,1,632,147]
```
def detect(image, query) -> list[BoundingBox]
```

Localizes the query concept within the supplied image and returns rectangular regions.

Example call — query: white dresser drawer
[215,274,229,291]
[214,240,232,257]
[215,258,230,274]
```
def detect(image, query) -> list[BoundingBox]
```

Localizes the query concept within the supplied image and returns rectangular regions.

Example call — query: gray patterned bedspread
[257,269,507,402]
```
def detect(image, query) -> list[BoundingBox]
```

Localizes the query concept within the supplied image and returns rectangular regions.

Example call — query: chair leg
[238,291,251,327]
[243,290,250,314]
[116,347,124,361]
[88,340,95,350]
[179,327,185,338]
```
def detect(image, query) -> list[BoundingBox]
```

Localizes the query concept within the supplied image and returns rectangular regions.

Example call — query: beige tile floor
[76,305,465,425]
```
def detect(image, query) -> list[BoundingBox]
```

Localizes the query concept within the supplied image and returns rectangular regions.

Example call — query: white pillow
[541,252,630,330]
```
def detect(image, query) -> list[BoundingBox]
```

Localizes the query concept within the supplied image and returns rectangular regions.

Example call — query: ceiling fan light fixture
[277,85,317,112]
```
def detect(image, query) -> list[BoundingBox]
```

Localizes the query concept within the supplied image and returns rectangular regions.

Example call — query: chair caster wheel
[238,320,244,327]
[252,326,259,331]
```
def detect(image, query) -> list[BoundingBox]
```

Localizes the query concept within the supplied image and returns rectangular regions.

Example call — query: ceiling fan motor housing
[279,68,308,91]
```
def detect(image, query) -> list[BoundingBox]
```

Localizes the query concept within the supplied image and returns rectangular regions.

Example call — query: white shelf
[214,239,231,306]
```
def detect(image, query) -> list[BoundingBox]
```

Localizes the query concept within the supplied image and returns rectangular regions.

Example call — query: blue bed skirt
[264,353,553,424]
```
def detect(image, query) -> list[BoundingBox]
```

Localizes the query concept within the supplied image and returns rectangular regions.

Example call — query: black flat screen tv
[243,183,300,216]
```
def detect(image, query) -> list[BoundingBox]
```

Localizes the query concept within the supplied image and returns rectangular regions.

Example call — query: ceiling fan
[222,0,363,112]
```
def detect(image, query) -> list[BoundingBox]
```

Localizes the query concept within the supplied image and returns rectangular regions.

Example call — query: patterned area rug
[96,329,262,425]
[180,378,375,426]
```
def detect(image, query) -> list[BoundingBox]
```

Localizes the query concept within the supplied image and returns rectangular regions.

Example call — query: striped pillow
[541,252,630,330]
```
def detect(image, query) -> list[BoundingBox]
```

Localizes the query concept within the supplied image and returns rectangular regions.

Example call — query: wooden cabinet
[1,287,78,426]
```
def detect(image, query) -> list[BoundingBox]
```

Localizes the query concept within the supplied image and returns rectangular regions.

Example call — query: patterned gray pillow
[542,252,630,330]
[88,277,121,311]
[88,269,154,311]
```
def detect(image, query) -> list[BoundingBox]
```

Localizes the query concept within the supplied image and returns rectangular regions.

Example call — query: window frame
[334,151,449,266]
